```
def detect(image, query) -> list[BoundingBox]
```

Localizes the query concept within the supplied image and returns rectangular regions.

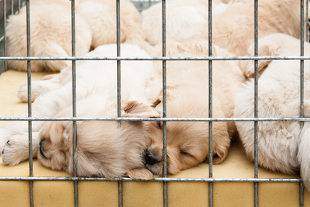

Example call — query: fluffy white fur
[6,0,92,72]
[234,33,310,189]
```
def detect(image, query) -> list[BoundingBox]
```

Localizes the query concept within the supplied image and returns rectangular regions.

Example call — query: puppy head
[37,101,160,178]
[37,121,70,172]
[141,98,231,176]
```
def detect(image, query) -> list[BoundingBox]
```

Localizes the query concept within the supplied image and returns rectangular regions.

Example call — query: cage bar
[70,0,79,206]
[1,55,310,61]
[161,0,168,207]
[299,0,306,206]
[207,0,213,206]
[253,0,259,206]
[25,0,34,206]
[115,0,124,206]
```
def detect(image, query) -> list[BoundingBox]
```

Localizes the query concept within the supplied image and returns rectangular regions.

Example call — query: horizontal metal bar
[1,56,310,61]
[0,116,310,122]
[0,176,302,183]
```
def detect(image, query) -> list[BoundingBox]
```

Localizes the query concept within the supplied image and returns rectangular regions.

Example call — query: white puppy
[234,33,310,189]
[6,1,92,72]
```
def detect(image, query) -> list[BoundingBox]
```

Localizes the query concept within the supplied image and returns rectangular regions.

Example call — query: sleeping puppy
[141,0,229,46]
[212,0,304,56]
[37,98,158,179]
[234,33,310,189]
[0,43,159,176]
[127,46,246,175]
[78,0,144,49]
[6,0,92,72]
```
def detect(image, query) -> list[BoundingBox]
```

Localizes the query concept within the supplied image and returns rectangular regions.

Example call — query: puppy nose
[144,149,160,165]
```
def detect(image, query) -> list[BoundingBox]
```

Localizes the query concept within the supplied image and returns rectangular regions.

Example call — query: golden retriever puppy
[129,46,246,175]
[6,0,92,72]
[234,33,310,190]
[212,0,304,56]
[78,0,145,49]
[141,0,229,46]
[0,43,159,173]
[36,98,158,178]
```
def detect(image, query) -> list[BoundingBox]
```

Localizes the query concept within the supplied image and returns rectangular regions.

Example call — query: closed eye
[39,139,48,159]
[180,149,198,161]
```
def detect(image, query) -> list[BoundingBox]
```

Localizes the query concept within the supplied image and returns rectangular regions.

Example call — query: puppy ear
[213,145,229,165]
[122,101,160,118]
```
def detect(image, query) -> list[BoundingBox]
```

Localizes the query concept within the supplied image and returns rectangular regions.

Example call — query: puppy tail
[38,42,70,72]
[298,122,310,191]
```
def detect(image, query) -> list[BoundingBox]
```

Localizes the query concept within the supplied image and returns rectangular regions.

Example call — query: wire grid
[0,0,309,207]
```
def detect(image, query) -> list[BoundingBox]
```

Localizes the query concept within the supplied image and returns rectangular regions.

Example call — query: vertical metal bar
[70,0,78,206]
[25,0,34,206]
[3,0,7,70]
[253,0,259,206]
[207,0,213,207]
[161,0,168,207]
[299,0,305,206]
[116,0,123,206]
[306,0,309,42]
[10,0,13,15]
[18,0,21,10]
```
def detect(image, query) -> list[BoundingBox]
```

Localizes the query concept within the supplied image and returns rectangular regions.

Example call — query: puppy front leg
[17,74,61,103]
[126,168,154,180]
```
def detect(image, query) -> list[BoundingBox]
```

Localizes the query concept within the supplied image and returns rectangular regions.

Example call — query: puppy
[1,43,159,172]
[141,0,229,46]
[37,98,158,179]
[128,46,246,175]
[6,0,92,72]
[212,0,304,56]
[234,33,310,189]
[78,0,144,49]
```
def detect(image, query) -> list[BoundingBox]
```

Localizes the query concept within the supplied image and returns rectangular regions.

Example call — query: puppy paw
[1,134,30,165]
[1,132,38,165]
[17,83,41,103]
[127,168,154,180]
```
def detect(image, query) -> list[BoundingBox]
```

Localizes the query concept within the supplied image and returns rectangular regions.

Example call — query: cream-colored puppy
[234,33,310,189]
[36,98,159,178]
[212,0,303,56]
[127,45,246,175]
[143,0,304,57]
[78,0,144,49]
[6,1,92,72]
[141,0,229,46]
[0,44,159,179]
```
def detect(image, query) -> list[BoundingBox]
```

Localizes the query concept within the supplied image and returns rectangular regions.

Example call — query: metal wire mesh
[0,0,309,207]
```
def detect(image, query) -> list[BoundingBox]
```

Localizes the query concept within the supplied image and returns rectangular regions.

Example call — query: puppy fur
[234,33,310,189]
[6,0,92,72]
[141,0,229,46]
[1,44,159,179]
[129,46,246,175]
[37,98,158,178]
[212,0,304,56]
[78,0,145,48]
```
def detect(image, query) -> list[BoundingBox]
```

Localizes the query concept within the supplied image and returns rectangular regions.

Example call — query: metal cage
[0,0,310,206]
